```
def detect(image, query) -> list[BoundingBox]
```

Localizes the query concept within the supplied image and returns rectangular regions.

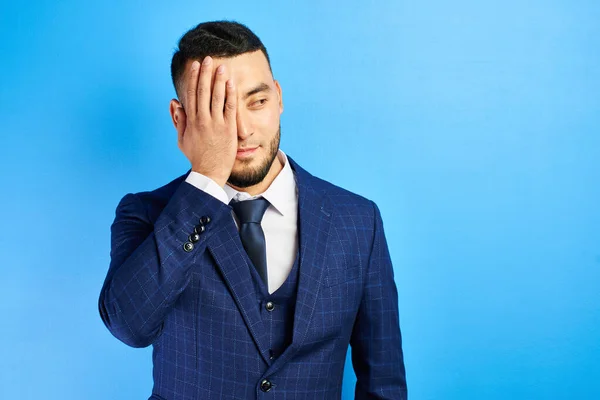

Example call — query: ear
[274,79,283,114]
[169,99,187,149]
[169,98,184,128]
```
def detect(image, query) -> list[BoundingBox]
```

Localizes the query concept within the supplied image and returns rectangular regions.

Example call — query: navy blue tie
[230,198,270,287]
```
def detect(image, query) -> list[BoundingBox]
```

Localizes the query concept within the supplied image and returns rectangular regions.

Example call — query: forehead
[182,50,273,89]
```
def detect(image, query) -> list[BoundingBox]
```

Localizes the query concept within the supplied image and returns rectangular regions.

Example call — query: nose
[236,105,252,140]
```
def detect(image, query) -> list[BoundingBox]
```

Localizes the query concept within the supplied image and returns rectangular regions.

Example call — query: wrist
[191,167,227,188]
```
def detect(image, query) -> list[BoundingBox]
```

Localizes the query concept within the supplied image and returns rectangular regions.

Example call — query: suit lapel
[270,155,333,368]
[206,217,272,365]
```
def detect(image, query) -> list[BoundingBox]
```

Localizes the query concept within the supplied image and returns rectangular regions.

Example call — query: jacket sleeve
[350,201,408,399]
[98,181,231,348]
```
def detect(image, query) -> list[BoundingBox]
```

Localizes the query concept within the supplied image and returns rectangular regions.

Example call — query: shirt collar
[223,149,297,216]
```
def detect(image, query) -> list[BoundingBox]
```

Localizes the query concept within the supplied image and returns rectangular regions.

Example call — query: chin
[229,154,276,188]
[233,157,263,174]
[234,154,259,168]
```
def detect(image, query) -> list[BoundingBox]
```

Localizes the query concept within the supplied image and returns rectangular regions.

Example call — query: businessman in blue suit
[99,21,407,399]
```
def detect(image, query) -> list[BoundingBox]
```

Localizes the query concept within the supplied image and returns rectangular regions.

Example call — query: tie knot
[230,197,270,224]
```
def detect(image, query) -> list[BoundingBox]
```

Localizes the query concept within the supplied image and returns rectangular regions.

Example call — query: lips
[236,146,258,158]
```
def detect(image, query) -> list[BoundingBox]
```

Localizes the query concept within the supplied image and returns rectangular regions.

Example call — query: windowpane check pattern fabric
[230,197,270,287]
[99,154,407,399]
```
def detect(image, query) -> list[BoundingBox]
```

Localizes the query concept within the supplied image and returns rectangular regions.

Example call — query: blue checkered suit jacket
[99,155,407,399]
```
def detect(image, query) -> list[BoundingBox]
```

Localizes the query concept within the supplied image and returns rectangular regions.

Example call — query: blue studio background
[1,1,599,399]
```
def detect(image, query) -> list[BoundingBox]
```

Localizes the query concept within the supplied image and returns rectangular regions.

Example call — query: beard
[227,125,281,188]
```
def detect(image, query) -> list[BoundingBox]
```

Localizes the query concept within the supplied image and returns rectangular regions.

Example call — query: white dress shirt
[185,150,299,294]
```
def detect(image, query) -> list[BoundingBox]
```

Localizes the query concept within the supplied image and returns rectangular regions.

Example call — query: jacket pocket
[323,263,360,287]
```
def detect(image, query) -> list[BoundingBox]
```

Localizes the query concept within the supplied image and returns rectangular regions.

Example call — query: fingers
[186,56,235,124]
[224,79,236,121]
[185,61,200,117]
[211,64,228,120]
[197,56,213,120]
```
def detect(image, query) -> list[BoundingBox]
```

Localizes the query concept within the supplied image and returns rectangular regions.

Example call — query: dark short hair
[170,20,272,98]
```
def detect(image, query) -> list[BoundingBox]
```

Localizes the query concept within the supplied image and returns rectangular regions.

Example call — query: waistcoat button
[260,379,272,392]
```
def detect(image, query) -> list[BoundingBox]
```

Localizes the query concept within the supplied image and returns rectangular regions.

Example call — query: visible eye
[250,99,267,108]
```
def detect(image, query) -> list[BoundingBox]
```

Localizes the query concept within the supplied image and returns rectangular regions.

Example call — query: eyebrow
[243,83,271,100]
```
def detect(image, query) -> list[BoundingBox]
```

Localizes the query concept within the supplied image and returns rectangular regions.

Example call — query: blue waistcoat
[249,250,300,361]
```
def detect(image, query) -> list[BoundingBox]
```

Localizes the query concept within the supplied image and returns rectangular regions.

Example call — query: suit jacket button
[260,379,272,392]
[194,224,206,234]
[189,233,200,243]
[265,301,275,312]
[200,216,211,225]
[183,242,194,252]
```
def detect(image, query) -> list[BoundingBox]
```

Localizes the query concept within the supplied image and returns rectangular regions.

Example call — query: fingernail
[227,79,234,88]
[191,61,200,70]
[203,56,212,65]
[217,65,225,74]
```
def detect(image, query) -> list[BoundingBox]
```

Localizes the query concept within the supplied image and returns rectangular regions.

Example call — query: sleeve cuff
[185,171,230,205]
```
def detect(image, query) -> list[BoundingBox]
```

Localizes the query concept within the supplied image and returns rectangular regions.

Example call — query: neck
[228,154,284,196]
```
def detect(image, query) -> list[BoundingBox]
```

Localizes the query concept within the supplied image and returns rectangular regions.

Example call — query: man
[99,20,407,400]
